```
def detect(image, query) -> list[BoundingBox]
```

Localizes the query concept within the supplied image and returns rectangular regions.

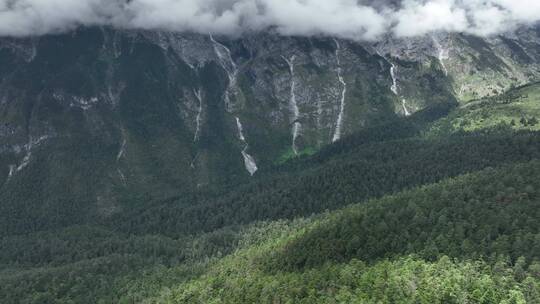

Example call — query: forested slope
[110,131,540,237]
[1,84,540,303]
[428,82,540,136]
[151,161,540,303]
[2,129,540,303]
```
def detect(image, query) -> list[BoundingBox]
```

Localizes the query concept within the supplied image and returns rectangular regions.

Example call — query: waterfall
[432,37,449,76]
[190,153,199,169]
[388,61,411,117]
[117,168,127,185]
[193,88,203,142]
[4,164,15,185]
[16,135,49,172]
[16,152,31,172]
[210,35,257,175]
[390,63,399,95]
[332,39,347,143]
[8,165,14,178]
[401,99,411,116]
[235,117,258,176]
[236,117,246,142]
[116,133,127,185]
[117,138,127,161]
[210,34,238,111]
[241,149,258,176]
[282,55,301,155]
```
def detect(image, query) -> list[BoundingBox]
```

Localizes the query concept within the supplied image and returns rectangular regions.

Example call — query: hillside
[1,26,540,304]
[3,156,537,303]
[155,161,540,303]
[428,82,540,136]
[1,115,540,303]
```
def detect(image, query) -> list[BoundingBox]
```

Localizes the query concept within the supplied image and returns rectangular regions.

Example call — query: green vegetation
[2,124,540,302]
[170,257,538,304]
[267,161,540,270]
[2,64,540,302]
[109,131,540,237]
[143,161,540,303]
[276,146,318,165]
[428,82,540,136]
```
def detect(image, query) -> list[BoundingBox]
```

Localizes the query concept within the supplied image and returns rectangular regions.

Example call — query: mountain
[2,27,540,236]
[1,25,540,303]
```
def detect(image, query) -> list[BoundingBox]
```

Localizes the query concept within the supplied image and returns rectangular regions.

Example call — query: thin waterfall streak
[193,88,203,142]
[4,164,15,185]
[282,55,301,154]
[432,37,449,76]
[210,34,238,112]
[116,131,128,186]
[402,99,411,116]
[390,63,399,95]
[235,116,258,176]
[332,39,347,143]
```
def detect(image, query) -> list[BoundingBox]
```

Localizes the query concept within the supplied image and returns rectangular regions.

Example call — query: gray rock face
[375,29,540,103]
[0,27,539,228]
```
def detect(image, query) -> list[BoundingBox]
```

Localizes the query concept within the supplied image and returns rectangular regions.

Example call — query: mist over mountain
[1,0,539,39]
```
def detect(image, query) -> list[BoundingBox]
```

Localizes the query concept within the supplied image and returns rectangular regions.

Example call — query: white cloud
[0,0,538,39]
[255,0,388,40]
[394,0,468,36]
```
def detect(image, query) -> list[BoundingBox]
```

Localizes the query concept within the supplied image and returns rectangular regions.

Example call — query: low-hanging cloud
[0,0,539,39]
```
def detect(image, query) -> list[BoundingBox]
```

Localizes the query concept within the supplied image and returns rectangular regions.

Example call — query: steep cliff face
[0,27,539,233]
[376,28,540,103]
